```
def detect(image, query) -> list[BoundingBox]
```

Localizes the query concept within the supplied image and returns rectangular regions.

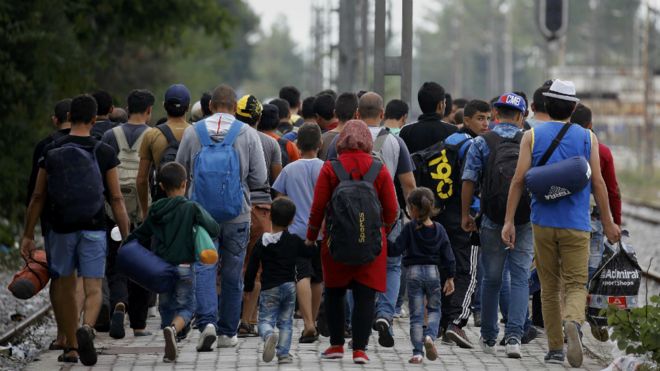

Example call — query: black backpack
[150,124,180,202]
[481,131,530,225]
[411,137,470,211]
[327,160,384,265]
[277,137,290,167]
[45,139,105,225]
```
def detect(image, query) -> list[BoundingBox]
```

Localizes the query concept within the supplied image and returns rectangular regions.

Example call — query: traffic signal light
[538,0,568,41]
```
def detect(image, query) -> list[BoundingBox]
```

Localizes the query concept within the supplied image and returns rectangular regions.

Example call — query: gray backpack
[328,160,384,265]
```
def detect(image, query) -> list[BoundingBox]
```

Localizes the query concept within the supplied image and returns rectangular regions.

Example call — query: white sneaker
[196,324,217,352]
[262,333,278,362]
[217,334,239,348]
[505,338,522,359]
[480,337,496,355]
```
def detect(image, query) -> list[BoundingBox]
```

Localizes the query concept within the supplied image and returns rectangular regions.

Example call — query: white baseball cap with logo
[543,79,580,102]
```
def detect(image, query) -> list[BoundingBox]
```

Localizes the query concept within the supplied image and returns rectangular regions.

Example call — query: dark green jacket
[127,196,220,265]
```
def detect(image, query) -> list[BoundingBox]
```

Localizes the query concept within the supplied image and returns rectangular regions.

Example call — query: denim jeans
[194,260,218,332]
[375,255,402,323]
[159,264,195,328]
[395,265,407,314]
[588,218,604,279]
[479,218,534,342]
[258,282,296,357]
[499,259,511,321]
[216,222,250,336]
[407,265,442,356]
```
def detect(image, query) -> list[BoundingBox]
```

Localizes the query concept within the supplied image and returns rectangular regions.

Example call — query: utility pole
[373,0,413,107]
[503,0,513,92]
[642,0,654,174]
[338,0,358,92]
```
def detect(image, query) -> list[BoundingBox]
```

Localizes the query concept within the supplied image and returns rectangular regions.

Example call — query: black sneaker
[544,350,565,364]
[76,325,97,366]
[374,318,394,347]
[445,324,473,349]
[109,303,126,339]
[521,325,538,344]
[590,324,609,342]
[565,321,583,368]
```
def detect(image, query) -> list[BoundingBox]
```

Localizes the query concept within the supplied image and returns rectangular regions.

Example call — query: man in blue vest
[501,80,621,367]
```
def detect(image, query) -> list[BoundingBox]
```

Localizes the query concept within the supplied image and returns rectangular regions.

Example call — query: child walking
[272,123,325,342]
[126,162,220,362]
[391,187,455,364]
[244,197,318,364]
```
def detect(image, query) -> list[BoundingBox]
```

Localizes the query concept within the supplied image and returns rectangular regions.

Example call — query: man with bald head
[176,83,267,351]
[327,91,416,348]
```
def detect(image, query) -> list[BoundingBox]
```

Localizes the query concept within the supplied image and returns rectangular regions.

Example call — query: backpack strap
[222,120,243,147]
[483,131,503,153]
[363,159,383,183]
[112,126,130,151]
[373,128,389,153]
[538,123,573,166]
[157,124,178,147]
[331,160,351,181]
[194,120,212,147]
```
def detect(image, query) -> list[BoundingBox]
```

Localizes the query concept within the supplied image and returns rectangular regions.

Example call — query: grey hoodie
[175,113,267,224]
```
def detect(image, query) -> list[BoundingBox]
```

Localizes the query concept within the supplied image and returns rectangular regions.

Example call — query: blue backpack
[45,139,105,225]
[192,120,244,223]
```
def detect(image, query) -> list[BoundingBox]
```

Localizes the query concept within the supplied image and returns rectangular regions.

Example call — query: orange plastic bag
[8,250,50,299]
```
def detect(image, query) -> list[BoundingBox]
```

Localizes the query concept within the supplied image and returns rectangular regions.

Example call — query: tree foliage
[0,0,241,238]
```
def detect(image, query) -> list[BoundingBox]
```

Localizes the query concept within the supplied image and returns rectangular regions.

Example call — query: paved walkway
[27,312,607,371]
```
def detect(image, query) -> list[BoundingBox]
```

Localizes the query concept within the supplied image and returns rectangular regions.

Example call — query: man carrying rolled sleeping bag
[119,162,220,362]
[502,79,621,368]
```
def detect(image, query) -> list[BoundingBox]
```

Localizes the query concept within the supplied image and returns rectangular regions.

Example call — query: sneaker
[321,345,344,359]
[472,312,481,327]
[480,337,496,355]
[445,324,473,349]
[196,324,217,352]
[544,350,565,364]
[352,350,369,364]
[522,325,539,344]
[409,355,423,364]
[441,332,455,345]
[505,338,522,359]
[423,336,438,361]
[177,321,192,342]
[217,334,238,348]
[399,306,409,318]
[262,333,278,363]
[565,321,584,367]
[109,303,126,339]
[163,326,177,362]
[76,325,97,366]
[374,318,394,347]
[590,324,609,342]
[277,354,293,364]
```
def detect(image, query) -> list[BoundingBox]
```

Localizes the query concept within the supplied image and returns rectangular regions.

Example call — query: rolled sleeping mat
[116,239,178,293]
[525,156,591,202]
[8,250,50,300]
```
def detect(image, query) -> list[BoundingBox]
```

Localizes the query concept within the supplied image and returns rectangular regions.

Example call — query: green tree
[0,0,237,239]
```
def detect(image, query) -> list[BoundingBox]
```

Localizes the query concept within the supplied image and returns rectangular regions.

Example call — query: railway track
[622,198,660,225]
[0,305,51,347]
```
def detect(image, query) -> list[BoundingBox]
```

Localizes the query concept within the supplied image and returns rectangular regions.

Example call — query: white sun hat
[543,79,580,102]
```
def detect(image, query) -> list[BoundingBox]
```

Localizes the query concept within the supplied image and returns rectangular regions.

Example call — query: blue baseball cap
[493,93,527,113]
[164,84,191,107]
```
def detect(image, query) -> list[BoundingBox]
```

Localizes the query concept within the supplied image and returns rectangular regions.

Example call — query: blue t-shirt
[530,122,592,232]
[272,158,324,239]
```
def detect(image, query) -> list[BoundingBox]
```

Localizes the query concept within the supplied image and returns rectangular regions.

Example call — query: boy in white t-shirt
[272,123,324,343]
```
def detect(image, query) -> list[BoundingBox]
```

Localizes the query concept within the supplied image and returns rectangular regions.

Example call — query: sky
[245,0,436,53]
